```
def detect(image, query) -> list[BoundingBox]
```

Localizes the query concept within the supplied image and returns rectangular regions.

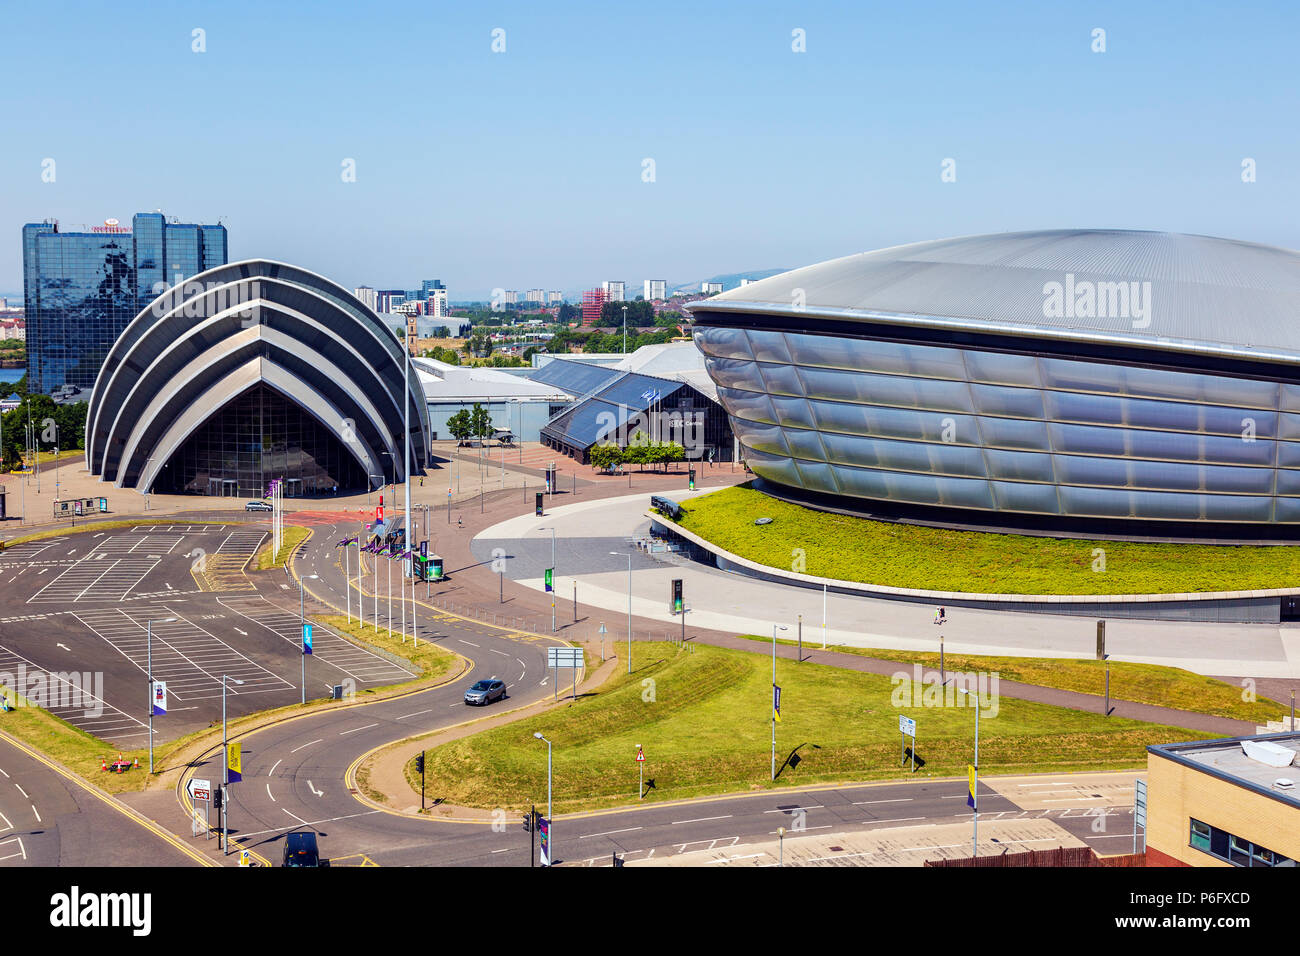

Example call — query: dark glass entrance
[154,385,367,496]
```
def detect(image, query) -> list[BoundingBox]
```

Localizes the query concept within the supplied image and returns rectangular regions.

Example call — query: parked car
[282,831,327,867]
[464,678,506,706]
[245,500,273,512]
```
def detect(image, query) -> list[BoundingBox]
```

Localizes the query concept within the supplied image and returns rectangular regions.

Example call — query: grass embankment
[414,641,1201,813]
[0,617,459,795]
[675,484,1300,595]
[253,525,312,570]
[735,635,1285,724]
[4,518,235,548]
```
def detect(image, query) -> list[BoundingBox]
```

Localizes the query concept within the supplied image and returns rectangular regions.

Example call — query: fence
[924,847,1146,868]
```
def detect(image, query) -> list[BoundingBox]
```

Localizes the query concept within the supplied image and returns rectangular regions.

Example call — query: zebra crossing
[70,606,291,701]
[218,596,416,685]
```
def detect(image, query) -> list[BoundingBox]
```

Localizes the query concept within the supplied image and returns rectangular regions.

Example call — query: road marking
[867,816,926,824]
[290,739,323,753]
[338,723,379,736]
[396,709,432,720]
[671,815,732,825]
[14,784,27,799]
[490,847,511,854]
[764,805,822,813]
[266,784,276,803]
[853,798,911,805]
[308,781,324,797]
[269,759,282,776]
[579,826,643,840]
[1042,796,1108,803]
[460,640,479,648]
[0,810,10,832]
[30,804,40,823]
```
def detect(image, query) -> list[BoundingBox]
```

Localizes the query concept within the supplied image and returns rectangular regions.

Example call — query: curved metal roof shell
[686,230,1300,367]
[87,260,430,490]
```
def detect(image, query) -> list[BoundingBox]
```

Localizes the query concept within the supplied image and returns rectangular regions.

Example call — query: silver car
[464,678,506,706]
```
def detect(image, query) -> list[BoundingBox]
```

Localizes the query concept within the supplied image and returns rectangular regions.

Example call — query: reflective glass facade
[696,325,1300,524]
[155,385,366,497]
[22,213,228,393]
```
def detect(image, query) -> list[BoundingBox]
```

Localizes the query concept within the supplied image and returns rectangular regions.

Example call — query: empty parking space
[219,596,416,686]
[70,606,292,701]
[0,640,147,743]
[26,532,185,604]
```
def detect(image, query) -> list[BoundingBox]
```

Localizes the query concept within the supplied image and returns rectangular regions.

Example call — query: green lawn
[253,525,312,570]
[735,635,1286,723]
[675,484,1300,595]
[416,641,1202,813]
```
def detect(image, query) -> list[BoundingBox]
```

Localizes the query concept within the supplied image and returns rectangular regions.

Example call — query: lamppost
[957,686,980,858]
[221,674,245,854]
[145,617,177,773]
[539,526,557,632]
[621,305,628,354]
[609,551,632,674]
[299,574,319,704]
[533,731,552,866]
[771,624,787,781]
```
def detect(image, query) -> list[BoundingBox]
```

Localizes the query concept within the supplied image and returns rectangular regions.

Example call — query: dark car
[245,500,273,512]
[464,678,506,706]
[282,831,327,867]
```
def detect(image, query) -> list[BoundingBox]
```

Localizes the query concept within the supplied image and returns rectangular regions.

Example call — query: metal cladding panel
[702,323,1300,524]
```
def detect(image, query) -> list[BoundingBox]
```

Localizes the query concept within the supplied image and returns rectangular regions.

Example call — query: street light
[539,526,557,632]
[609,551,632,674]
[771,624,787,781]
[533,731,552,866]
[221,674,245,854]
[145,617,177,773]
[957,687,980,858]
[621,305,628,354]
[299,574,319,704]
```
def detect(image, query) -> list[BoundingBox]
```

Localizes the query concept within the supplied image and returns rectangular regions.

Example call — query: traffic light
[522,812,532,832]
[213,786,224,809]
[414,753,425,774]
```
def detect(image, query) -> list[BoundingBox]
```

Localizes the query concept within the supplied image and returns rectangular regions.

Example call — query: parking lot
[0,523,418,745]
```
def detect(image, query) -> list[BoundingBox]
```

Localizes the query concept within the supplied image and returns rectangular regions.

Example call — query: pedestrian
[937,606,947,625]
[457,516,463,529]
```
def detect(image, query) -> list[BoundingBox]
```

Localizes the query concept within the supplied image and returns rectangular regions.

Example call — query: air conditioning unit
[1241,739,1298,768]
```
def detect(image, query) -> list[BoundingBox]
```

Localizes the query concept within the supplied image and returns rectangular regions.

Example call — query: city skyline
[2,2,1297,298]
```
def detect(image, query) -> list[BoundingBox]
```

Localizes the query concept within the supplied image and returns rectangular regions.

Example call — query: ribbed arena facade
[87,260,430,496]
[688,231,1300,531]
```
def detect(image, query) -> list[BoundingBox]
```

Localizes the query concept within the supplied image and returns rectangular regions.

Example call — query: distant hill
[669,268,788,296]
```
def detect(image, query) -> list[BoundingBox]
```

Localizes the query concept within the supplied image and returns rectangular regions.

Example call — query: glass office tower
[22,212,228,394]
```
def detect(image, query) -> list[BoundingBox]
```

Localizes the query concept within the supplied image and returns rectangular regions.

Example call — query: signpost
[547,645,582,701]
[899,714,917,772]
[598,622,607,661]
[187,778,212,840]
[636,743,645,799]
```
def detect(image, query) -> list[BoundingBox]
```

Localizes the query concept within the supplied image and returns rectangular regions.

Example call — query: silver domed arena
[687,230,1300,533]
[87,260,430,496]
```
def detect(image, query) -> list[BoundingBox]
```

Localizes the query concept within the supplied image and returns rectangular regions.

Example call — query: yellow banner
[968,764,977,797]
[228,742,242,776]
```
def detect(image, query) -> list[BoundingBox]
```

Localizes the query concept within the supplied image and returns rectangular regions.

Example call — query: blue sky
[2,0,1297,298]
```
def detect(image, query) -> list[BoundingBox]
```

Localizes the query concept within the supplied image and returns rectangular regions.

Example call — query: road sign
[635,746,645,763]
[899,715,916,738]
[547,646,582,668]
[187,778,212,802]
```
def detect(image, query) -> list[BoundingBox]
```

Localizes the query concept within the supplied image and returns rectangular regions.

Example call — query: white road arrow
[55,643,69,651]
[308,780,323,797]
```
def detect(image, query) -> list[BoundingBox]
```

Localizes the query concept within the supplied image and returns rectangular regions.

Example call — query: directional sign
[547,646,583,669]
[899,714,916,738]
[187,777,212,802]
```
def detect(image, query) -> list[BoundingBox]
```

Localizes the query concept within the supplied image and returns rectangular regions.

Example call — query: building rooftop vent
[1241,739,1298,768]
[1273,778,1294,791]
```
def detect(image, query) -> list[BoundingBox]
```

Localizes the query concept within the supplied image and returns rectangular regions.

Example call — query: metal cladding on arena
[686,230,1300,527]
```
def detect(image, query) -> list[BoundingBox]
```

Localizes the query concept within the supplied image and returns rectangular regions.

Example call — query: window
[1189,818,1293,867]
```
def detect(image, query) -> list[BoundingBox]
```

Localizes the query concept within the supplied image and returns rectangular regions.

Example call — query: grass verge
[735,635,1286,724]
[414,641,1203,814]
[3,518,237,548]
[253,525,311,570]
[675,484,1300,595]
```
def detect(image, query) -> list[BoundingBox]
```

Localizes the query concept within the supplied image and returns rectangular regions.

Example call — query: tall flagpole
[403,324,413,636]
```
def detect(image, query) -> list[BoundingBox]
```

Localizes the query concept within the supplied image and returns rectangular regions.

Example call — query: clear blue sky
[2,0,1297,299]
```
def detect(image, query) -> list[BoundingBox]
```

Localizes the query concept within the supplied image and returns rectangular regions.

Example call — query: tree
[431,325,450,338]
[588,443,623,472]
[446,409,473,442]
[469,403,494,439]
